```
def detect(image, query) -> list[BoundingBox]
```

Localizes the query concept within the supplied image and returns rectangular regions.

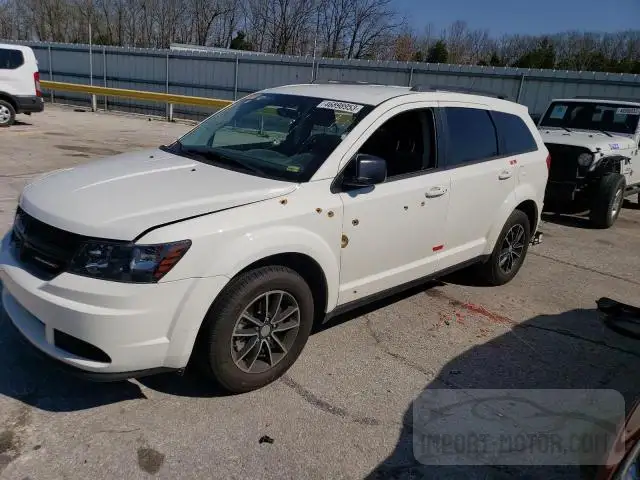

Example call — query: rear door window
[443,107,498,166]
[491,111,538,156]
[0,48,24,70]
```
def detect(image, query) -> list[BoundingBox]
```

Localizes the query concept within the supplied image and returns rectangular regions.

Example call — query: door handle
[498,170,513,180]
[425,186,448,198]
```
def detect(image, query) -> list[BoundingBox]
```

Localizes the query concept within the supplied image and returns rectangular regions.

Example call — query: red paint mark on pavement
[459,303,516,326]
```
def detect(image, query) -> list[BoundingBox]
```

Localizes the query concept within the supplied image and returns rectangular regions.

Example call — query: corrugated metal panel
[6,40,638,119]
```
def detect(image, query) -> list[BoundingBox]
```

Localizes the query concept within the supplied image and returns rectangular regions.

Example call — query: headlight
[69,240,191,283]
[577,153,594,167]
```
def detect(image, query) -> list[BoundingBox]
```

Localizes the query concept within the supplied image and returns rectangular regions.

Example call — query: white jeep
[0,83,548,393]
[538,97,640,228]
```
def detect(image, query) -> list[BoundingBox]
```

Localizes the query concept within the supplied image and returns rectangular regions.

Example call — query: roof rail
[311,79,379,85]
[410,84,509,100]
[572,96,640,103]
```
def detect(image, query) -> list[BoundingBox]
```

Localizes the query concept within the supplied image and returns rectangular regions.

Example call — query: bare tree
[0,1,638,73]
[345,0,397,59]
[318,0,350,57]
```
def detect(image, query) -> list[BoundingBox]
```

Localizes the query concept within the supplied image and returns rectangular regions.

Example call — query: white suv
[0,83,548,392]
[0,44,44,127]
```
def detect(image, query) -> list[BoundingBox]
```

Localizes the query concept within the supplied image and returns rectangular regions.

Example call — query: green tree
[230,31,252,51]
[427,40,448,63]
[489,52,506,67]
[513,37,555,69]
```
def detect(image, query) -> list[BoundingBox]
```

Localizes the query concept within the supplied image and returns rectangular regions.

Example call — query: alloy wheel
[230,290,301,374]
[498,224,526,274]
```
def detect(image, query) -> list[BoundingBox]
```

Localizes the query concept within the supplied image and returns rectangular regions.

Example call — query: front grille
[11,207,84,279]
[546,143,590,182]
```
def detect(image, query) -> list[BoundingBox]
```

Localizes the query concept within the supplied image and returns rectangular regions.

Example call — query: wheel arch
[485,190,541,256]
[594,155,630,176]
[0,91,17,111]
[235,252,329,324]
[515,199,538,234]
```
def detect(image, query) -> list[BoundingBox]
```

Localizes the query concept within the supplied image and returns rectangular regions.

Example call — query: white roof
[551,98,640,107]
[0,43,34,52]
[262,83,412,105]
[261,83,525,109]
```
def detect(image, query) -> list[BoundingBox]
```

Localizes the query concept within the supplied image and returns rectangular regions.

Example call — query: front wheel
[476,209,531,286]
[590,173,625,229]
[197,266,314,393]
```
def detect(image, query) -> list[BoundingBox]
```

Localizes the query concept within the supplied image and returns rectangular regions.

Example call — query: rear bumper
[15,95,44,114]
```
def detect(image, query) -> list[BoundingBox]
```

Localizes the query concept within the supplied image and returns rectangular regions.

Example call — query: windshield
[166,93,374,182]
[539,101,640,136]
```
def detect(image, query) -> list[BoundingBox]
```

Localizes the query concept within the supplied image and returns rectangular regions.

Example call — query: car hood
[539,128,635,153]
[19,148,297,240]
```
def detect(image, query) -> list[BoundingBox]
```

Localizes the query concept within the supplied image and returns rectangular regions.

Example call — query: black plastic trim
[14,95,44,113]
[625,184,640,196]
[323,254,490,323]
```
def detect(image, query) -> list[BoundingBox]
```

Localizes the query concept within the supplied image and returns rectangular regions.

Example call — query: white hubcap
[0,105,11,124]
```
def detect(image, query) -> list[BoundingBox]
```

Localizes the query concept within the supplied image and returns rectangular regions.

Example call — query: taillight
[34,72,42,97]
[546,154,551,170]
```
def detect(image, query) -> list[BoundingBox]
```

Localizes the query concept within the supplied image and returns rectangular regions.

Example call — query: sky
[395,0,640,36]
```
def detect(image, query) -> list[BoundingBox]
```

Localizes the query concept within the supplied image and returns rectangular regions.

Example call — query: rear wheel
[589,173,625,229]
[476,209,531,286]
[0,100,16,127]
[197,266,314,393]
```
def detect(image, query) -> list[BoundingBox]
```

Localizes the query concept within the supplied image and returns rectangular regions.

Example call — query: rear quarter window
[491,111,538,156]
[0,48,24,70]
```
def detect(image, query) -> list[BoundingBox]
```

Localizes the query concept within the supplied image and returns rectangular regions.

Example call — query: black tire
[476,209,531,286]
[0,99,16,127]
[589,173,625,229]
[197,266,314,393]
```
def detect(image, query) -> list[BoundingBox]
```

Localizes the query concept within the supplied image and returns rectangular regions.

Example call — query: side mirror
[342,153,387,188]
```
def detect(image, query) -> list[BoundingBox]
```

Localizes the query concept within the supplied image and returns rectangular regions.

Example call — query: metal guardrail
[40,80,233,121]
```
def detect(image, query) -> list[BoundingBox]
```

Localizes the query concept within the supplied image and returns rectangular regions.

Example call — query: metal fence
[4,39,640,121]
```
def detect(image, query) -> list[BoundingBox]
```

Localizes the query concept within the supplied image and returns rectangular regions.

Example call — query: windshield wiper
[180,146,266,175]
[599,130,613,138]
[561,126,572,133]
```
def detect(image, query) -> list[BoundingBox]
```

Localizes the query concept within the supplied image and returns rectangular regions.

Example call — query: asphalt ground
[1,104,639,479]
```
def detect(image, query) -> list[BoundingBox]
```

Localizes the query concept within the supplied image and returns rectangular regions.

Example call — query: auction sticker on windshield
[616,107,640,115]
[317,100,364,114]
[550,105,568,119]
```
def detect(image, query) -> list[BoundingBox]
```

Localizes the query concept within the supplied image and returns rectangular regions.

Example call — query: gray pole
[311,8,320,81]
[89,23,93,86]
[166,53,171,121]
[48,45,54,104]
[89,22,96,111]
[516,74,526,103]
[234,55,239,100]
[103,46,107,110]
